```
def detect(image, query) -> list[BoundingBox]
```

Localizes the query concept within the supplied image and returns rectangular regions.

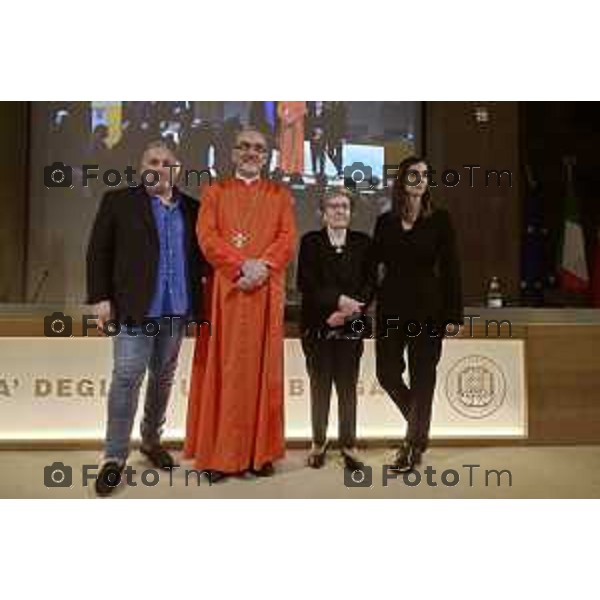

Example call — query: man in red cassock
[184,128,297,481]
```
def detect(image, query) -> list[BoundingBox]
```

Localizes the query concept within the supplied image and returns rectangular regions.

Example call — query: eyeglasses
[234,142,268,154]
[325,202,351,211]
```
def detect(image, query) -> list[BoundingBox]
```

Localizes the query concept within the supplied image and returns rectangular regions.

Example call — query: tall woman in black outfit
[371,156,463,472]
[297,189,373,471]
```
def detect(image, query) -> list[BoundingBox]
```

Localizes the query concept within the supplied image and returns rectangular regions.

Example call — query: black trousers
[310,139,326,176]
[301,335,363,448]
[325,138,343,175]
[375,318,443,451]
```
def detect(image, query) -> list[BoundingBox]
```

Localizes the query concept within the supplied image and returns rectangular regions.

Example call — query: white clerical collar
[235,171,261,185]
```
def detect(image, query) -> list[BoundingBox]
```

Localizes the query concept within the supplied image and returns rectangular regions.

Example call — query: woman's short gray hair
[318,188,354,212]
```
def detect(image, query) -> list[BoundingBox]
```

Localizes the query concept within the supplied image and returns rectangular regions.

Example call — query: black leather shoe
[307,443,328,469]
[390,442,422,473]
[341,447,363,472]
[206,470,228,484]
[95,461,125,497]
[252,462,275,477]
[307,452,326,469]
[140,445,178,470]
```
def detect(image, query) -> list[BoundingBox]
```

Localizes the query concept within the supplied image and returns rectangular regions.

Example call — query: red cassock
[183,177,297,473]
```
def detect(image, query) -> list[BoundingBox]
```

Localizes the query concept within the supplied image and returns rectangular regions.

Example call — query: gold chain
[227,181,264,248]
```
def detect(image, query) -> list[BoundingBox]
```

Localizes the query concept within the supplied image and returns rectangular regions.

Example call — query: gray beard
[236,165,261,180]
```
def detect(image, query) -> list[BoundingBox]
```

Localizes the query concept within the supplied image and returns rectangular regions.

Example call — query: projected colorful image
[83,101,417,188]
[30,101,420,304]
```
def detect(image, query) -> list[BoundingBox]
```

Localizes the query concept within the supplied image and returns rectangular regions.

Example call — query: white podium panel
[0,338,526,440]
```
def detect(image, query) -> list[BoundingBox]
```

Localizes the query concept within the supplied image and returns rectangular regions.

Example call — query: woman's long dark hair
[391,155,434,220]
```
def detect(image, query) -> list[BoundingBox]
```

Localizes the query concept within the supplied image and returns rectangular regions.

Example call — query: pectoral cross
[231,231,250,248]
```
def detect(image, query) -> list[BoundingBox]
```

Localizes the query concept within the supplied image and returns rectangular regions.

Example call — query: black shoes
[95,446,175,497]
[205,470,228,484]
[205,463,274,480]
[95,461,125,497]
[251,462,275,477]
[140,445,178,470]
[306,444,365,471]
[390,442,423,473]
[341,447,364,472]
[307,443,328,469]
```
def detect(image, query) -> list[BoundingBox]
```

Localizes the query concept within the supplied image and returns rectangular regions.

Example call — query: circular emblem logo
[445,355,506,419]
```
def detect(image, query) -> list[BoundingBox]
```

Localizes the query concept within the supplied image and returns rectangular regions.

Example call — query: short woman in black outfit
[371,156,463,472]
[297,189,373,471]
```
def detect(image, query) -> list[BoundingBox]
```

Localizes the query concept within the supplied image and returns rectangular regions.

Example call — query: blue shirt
[146,195,191,318]
[264,101,276,129]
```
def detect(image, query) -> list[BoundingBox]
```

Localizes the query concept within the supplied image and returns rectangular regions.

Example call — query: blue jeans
[104,317,186,461]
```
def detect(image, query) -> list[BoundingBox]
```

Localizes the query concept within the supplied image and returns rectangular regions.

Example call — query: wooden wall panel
[526,325,600,443]
[426,102,521,305]
[0,102,28,302]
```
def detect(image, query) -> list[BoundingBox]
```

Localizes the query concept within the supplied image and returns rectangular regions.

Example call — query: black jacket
[370,208,463,325]
[86,185,207,324]
[297,228,373,332]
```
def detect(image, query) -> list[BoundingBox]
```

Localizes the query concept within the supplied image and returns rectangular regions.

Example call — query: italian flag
[558,192,589,293]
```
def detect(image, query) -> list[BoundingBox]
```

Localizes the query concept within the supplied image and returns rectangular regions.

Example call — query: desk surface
[1,304,599,324]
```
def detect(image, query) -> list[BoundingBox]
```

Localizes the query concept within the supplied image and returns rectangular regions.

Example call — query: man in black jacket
[86,141,207,496]
[306,101,326,180]
[323,101,347,178]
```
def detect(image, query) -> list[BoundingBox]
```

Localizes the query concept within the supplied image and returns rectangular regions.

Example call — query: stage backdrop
[0,338,526,440]
[27,101,419,306]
